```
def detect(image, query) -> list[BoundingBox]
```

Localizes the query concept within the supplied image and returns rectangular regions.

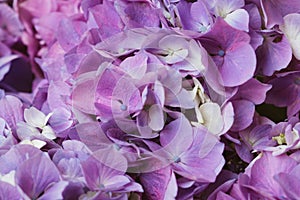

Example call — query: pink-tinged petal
[256,35,292,76]
[139,167,174,200]
[120,52,148,79]
[57,18,85,51]
[81,0,102,18]
[0,4,23,45]
[115,1,160,28]
[34,12,66,45]
[89,1,124,39]
[235,78,272,105]
[201,17,250,49]
[224,9,249,32]
[280,14,300,60]
[19,0,57,17]
[230,100,255,132]
[95,67,142,120]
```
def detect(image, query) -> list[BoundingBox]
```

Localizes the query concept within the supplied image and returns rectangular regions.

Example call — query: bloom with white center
[266,123,300,156]
[17,107,56,140]
[191,78,234,137]
[158,35,189,64]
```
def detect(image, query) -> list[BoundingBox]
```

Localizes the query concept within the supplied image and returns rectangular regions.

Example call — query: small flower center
[120,104,127,111]
[272,133,286,145]
[199,26,207,33]
[173,156,181,163]
[218,50,225,57]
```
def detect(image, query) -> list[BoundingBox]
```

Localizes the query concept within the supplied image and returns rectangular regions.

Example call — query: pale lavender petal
[120,52,148,79]
[115,0,160,28]
[88,1,124,39]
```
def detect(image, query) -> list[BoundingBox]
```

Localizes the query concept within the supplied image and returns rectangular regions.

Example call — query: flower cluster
[0,0,300,199]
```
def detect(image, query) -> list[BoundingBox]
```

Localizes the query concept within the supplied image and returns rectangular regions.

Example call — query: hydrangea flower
[17,107,56,141]
[1,0,300,199]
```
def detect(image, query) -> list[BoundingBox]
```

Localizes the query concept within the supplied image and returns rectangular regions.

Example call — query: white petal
[199,102,224,135]
[280,13,300,60]
[164,49,189,64]
[225,9,249,32]
[16,121,40,140]
[0,170,16,186]
[158,35,189,52]
[44,112,53,126]
[31,139,47,149]
[24,107,46,128]
[41,125,56,140]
